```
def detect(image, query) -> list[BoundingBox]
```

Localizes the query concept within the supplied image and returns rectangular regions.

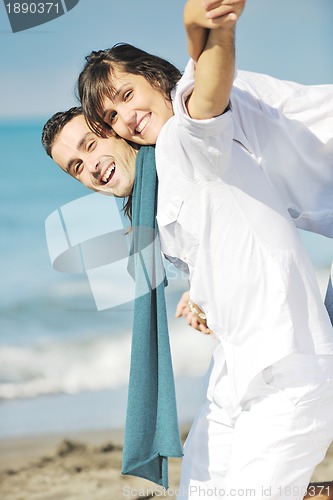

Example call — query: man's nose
[85,157,99,174]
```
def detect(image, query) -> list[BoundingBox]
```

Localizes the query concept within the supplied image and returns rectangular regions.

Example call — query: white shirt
[181,60,333,237]
[234,69,333,237]
[155,63,333,401]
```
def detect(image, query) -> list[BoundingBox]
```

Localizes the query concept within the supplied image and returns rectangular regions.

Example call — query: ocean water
[0,123,332,439]
[0,123,215,438]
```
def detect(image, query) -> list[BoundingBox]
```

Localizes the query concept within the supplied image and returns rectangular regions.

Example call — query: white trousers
[177,353,333,500]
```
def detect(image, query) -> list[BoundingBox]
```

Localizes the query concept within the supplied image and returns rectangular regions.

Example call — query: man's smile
[100,162,116,185]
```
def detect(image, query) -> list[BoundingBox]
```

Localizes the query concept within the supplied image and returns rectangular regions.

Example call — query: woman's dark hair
[77,43,182,138]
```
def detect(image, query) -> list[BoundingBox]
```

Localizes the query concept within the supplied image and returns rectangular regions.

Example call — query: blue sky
[1,0,333,120]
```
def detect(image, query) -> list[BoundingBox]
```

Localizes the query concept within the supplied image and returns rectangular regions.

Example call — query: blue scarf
[122,146,183,488]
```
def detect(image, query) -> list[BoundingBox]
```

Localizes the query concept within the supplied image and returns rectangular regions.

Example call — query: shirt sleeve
[163,59,234,182]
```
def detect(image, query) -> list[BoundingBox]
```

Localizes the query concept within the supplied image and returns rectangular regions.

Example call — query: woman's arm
[184,0,210,62]
[176,291,213,335]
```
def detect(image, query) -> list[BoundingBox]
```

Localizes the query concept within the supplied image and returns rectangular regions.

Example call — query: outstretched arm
[184,0,246,119]
[184,0,210,63]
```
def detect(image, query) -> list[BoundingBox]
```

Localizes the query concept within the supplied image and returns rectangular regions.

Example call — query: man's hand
[176,291,213,335]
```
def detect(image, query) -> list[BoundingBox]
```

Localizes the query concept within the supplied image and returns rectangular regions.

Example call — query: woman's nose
[121,107,136,127]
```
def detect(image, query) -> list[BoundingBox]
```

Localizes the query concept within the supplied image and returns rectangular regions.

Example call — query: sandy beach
[0,427,185,500]
[0,427,332,500]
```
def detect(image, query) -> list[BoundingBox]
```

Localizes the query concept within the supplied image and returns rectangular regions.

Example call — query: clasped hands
[185,0,246,30]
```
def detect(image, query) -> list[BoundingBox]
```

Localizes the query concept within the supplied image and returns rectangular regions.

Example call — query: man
[43,106,138,199]
[43,2,333,498]
[42,106,211,333]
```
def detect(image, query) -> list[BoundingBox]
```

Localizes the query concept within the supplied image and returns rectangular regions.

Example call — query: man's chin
[99,188,115,196]
[88,185,115,196]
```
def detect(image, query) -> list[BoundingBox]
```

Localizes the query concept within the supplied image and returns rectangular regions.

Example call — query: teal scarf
[122,146,183,488]
[325,274,333,326]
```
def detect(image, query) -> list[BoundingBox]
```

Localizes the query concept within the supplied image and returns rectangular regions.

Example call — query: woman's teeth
[136,114,150,134]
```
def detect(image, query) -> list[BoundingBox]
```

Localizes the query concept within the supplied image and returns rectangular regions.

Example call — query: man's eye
[74,162,82,174]
[124,90,133,102]
[87,141,96,151]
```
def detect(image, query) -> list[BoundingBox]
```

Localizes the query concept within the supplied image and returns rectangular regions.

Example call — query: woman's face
[102,68,174,146]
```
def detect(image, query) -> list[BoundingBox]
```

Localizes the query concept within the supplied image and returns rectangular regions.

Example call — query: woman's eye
[108,111,117,124]
[87,141,96,151]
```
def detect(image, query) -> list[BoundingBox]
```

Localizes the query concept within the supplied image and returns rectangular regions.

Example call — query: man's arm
[185,0,241,62]
[184,0,246,119]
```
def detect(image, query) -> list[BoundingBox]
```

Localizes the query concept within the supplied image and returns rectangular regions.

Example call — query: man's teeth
[102,165,115,183]
[136,115,150,134]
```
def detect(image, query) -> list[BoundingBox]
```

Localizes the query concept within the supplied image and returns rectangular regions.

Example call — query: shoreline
[0,428,332,500]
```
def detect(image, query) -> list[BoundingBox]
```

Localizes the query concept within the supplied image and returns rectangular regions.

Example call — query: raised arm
[184,0,210,63]
[184,0,246,119]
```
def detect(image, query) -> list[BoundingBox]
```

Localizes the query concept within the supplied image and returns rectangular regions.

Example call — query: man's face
[51,114,137,197]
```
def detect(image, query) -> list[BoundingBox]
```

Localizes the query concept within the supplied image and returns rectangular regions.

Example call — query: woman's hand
[175,291,213,335]
[184,0,246,31]
[203,0,246,27]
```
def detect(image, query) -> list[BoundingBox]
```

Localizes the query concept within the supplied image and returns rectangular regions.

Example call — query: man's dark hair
[41,105,133,221]
[77,43,182,138]
[41,106,83,158]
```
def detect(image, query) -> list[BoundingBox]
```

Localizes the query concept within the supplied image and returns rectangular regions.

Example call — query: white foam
[0,320,216,400]
[1,267,328,401]
[0,334,132,399]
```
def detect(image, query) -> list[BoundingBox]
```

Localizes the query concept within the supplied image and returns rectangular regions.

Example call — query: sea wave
[0,334,132,400]
[1,267,329,401]
[0,318,216,400]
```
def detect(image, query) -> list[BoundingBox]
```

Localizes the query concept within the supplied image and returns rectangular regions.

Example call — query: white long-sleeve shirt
[178,60,333,237]
[155,62,333,401]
